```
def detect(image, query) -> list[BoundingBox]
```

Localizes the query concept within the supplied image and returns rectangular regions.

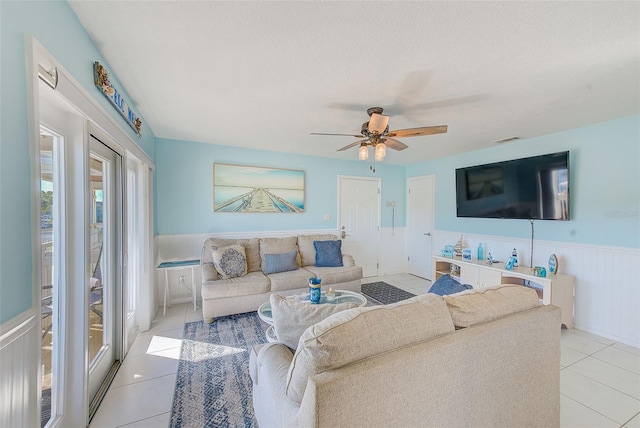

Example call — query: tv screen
[456,151,569,220]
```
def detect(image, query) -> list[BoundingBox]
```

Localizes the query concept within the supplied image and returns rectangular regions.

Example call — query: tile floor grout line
[116,411,171,428]
[105,372,178,394]
[560,393,621,426]
[589,348,640,376]
[564,365,640,403]
[620,411,640,427]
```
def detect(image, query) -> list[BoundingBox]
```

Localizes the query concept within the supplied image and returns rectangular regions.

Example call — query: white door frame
[28,37,155,427]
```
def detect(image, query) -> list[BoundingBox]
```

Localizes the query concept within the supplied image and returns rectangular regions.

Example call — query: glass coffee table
[257,290,367,342]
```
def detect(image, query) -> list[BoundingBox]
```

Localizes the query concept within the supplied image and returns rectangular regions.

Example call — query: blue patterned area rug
[361,281,416,305]
[170,312,267,428]
[170,283,414,427]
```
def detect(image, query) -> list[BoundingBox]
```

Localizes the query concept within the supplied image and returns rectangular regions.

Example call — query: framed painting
[213,164,305,213]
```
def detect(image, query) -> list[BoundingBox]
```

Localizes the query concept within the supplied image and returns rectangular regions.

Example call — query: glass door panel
[39,127,60,428]
[87,136,121,408]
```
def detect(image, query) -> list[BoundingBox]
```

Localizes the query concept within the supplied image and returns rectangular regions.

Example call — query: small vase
[309,277,321,304]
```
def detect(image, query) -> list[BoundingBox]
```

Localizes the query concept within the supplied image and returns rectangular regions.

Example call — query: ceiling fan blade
[337,139,368,152]
[386,125,448,138]
[327,102,370,111]
[382,138,408,151]
[311,132,364,138]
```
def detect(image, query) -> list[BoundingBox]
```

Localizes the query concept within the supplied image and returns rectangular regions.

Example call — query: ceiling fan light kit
[374,142,386,161]
[359,143,368,160]
[311,106,448,172]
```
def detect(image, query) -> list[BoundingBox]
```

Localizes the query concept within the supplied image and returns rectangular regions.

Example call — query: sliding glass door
[87,136,123,415]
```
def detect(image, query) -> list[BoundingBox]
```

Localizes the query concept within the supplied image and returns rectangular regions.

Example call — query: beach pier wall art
[213,164,305,213]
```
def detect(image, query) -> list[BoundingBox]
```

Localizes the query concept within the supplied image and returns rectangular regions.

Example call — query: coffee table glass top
[258,290,367,325]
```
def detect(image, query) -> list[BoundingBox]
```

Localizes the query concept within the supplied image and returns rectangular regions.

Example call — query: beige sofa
[200,234,362,323]
[250,285,561,428]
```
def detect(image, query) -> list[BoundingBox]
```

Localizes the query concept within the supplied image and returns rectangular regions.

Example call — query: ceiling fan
[311,107,447,166]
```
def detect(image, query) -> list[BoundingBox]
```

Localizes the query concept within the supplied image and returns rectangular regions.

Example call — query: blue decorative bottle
[477,243,484,261]
[309,277,322,304]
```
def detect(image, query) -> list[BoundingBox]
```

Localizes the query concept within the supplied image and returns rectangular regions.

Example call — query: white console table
[433,255,575,328]
[157,259,199,315]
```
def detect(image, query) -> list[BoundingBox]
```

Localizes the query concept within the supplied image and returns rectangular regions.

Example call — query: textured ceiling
[69,1,640,164]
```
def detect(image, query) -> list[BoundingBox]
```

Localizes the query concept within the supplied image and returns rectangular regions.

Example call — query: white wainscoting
[155,229,339,310]
[0,310,39,428]
[378,227,407,275]
[156,228,638,346]
[433,230,640,347]
[155,228,408,309]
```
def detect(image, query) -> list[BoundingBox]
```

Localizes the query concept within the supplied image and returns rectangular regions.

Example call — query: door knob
[424,232,431,236]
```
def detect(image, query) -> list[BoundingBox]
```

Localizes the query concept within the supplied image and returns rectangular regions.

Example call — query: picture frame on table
[462,248,472,261]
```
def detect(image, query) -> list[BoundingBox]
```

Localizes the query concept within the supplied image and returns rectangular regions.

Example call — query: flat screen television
[455,151,570,220]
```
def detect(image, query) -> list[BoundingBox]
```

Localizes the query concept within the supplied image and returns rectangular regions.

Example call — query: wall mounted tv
[455,151,570,220]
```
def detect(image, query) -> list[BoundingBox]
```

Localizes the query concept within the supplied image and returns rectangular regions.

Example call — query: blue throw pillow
[314,240,343,267]
[263,251,299,275]
[428,274,473,296]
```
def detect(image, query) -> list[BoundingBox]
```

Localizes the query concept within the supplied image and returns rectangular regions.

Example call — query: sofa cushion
[211,244,247,279]
[428,274,473,296]
[297,234,338,266]
[263,251,298,275]
[268,267,315,292]
[201,271,270,299]
[270,294,359,350]
[304,265,362,285]
[444,284,541,328]
[203,237,261,274]
[260,237,300,272]
[285,293,455,404]
[314,240,344,267]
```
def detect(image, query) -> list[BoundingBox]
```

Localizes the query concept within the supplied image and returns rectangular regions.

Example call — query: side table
[157,259,199,315]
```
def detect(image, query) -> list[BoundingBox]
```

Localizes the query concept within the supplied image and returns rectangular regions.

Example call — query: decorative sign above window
[93,61,142,136]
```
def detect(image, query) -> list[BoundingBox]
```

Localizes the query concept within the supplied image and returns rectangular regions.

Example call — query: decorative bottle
[309,277,322,304]
[512,248,518,267]
[477,243,484,261]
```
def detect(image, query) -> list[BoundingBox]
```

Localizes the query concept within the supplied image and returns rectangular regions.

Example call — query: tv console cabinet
[433,255,575,328]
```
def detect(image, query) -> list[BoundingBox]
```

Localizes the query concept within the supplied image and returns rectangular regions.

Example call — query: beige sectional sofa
[200,234,362,323]
[250,285,561,428]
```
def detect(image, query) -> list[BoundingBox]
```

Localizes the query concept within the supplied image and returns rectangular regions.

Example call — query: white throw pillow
[211,244,247,279]
[270,294,359,350]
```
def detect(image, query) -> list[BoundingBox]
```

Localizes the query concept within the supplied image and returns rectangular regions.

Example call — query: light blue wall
[155,138,406,235]
[0,1,156,323]
[406,115,640,248]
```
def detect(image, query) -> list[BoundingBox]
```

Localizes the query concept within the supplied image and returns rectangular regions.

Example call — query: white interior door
[407,175,435,280]
[338,176,380,277]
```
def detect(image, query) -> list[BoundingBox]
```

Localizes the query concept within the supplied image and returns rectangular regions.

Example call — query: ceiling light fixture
[374,142,386,161]
[358,143,369,160]
[368,113,389,134]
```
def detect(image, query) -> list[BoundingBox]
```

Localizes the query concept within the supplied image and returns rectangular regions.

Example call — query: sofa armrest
[342,254,355,267]
[201,262,218,282]
[253,342,294,386]
[251,343,300,426]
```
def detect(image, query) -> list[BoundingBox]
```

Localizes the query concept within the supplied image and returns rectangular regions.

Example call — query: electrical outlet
[179,275,186,285]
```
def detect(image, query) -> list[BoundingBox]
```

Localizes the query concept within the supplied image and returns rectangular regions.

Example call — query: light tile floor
[91,273,640,428]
